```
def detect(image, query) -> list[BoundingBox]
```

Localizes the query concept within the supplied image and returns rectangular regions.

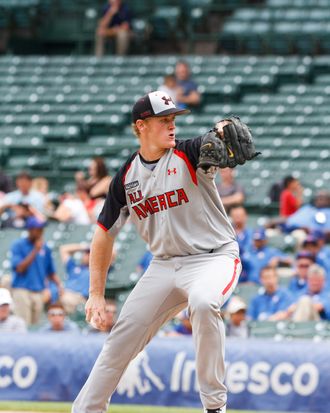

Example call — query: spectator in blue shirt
[241,227,291,284]
[287,264,330,321]
[175,61,201,109]
[136,248,153,276]
[248,266,293,321]
[10,217,63,326]
[289,250,316,295]
[165,309,192,336]
[39,303,80,332]
[95,0,132,56]
[302,232,330,286]
[0,171,46,228]
[59,243,91,314]
[285,190,330,233]
[229,205,253,256]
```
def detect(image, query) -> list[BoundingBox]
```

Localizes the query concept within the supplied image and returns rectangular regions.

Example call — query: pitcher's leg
[186,255,241,410]
[72,261,186,413]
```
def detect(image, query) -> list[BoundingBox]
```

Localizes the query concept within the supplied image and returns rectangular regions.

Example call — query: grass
[0,403,199,412]
[0,401,288,413]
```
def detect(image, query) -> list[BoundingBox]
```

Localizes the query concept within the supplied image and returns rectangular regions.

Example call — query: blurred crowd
[0,57,330,337]
[1,157,330,336]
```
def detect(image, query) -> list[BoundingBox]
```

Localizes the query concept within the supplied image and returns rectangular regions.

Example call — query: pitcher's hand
[85,295,107,331]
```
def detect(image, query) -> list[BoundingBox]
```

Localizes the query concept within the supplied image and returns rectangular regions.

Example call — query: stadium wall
[0,334,329,412]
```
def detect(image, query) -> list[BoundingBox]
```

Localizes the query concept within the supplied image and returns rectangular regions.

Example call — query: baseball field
[0,402,290,413]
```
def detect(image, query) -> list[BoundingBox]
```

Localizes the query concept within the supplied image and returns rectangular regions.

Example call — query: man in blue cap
[288,250,316,295]
[241,227,291,284]
[10,216,63,325]
[303,232,330,286]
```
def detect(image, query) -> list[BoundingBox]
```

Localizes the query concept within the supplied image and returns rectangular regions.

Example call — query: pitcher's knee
[190,297,220,320]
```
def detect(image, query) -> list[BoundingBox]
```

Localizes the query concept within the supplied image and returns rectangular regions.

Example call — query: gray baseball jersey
[98,137,237,258]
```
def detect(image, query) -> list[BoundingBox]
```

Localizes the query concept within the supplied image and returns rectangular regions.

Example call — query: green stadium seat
[249,320,287,339]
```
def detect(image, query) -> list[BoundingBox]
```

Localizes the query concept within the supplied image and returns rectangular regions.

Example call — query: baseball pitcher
[72,90,260,413]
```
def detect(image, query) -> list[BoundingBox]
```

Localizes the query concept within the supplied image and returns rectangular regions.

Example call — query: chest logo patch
[167,168,177,175]
[125,180,139,190]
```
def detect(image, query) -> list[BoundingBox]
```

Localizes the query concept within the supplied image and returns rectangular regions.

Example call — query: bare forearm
[0,204,12,215]
[221,192,245,207]
[60,243,87,262]
[50,273,62,286]
[89,226,115,297]
[99,9,115,27]
[179,91,200,105]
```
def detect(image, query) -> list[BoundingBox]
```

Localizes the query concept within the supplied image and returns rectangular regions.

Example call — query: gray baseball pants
[72,243,241,413]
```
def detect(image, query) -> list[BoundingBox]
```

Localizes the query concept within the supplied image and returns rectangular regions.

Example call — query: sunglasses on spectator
[297,263,311,268]
[48,309,65,316]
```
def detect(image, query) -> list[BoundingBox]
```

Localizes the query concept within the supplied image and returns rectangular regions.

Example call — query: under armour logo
[167,168,177,175]
[162,96,173,105]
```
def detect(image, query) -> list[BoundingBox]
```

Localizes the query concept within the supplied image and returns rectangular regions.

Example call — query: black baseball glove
[197,116,261,172]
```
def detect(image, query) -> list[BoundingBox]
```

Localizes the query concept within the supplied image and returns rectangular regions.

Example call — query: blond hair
[132,123,141,138]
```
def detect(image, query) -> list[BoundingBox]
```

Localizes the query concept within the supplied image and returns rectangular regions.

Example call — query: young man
[95,0,132,57]
[72,91,256,413]
[59,243,92,314]
[39,303,80,332]
[175,60,201,108]
[10,216,63,325]
[279,175,303,217]
[248,266,293,321]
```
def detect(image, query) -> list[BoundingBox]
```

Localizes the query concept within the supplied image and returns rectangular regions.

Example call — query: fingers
[85,298,106,330]
[90,311,106,330]
[215,120,232,138]
[85,305,92,323]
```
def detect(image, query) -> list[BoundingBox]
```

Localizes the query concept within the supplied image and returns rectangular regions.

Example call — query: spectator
[0,288,27,333]
[285,189,330,233]
[289,250,316,295]
[53,186,91,225]
[175,60,201,108]
[268,178,283,204]
[88,299,117,333]
[159,74,179,105]
[248,266,293,321]
[311,230,330,276]
[0,169,13,195]
[59,244,91,314]
[225,296,249,338]
[287,264,330,321]
[95,0,132,57]
[0,171,46,228]
[229,205,253,255]
[32,177,56,216]
[39,303,80,332]
[241,228,291,283]
[167,309,192,336]
[136,248,153,276]
[301,233,330,284]
[280,176,304,218]
[10,217,63,325]
[75,157,112,200]
[216,168,245,212]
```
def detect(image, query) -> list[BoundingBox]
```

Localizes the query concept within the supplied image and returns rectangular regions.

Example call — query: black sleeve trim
[175,136,203,170]
[97,152,137,230]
